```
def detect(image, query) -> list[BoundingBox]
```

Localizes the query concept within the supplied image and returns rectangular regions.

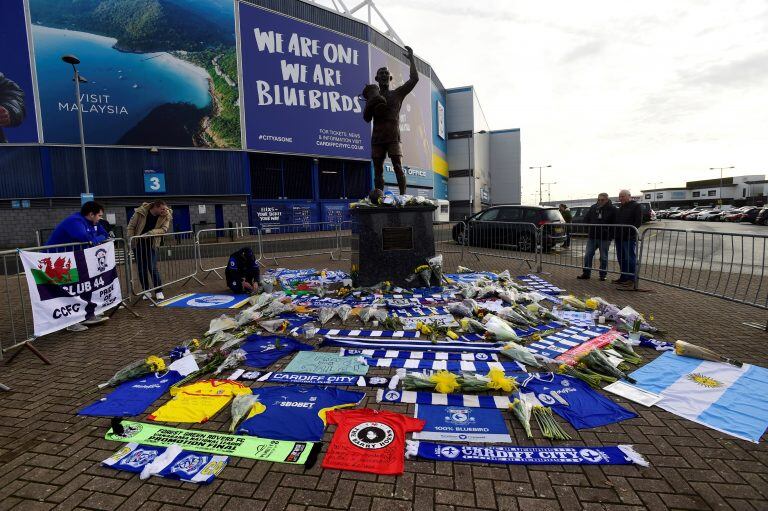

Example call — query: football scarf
[322,336,505,353]
[390,306,451,317]
[406,441,649,466]
[516,274,565,295]
[105,421,316,465]
[364,358,524,373]
[102,443,227,484]
[444,272,497,284]
[313,329,421,338]
[377,389,514,409]
[525,325,612,361]
[256,371,389,387]
[339,349,499,362]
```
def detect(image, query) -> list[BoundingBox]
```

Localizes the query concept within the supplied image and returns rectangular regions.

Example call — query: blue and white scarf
[364,358,523,372]
[406,441,649,466]
[255,371,388,387]
[526,325,612,360]
[313,329,421,338]
[339,349,499,362]
[322,336,505,353]
[444,272,497,284]
[390,306,451,317]
[377,388,515,409]
[516,274,565,295]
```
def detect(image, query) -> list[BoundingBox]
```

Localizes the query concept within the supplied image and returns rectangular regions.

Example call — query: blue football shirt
[237,385,364,441]
[240,335,314,368]
[79,371,184,417]
[519,372,637,429]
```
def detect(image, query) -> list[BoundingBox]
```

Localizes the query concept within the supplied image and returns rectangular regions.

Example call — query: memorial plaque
[382,227,413,251]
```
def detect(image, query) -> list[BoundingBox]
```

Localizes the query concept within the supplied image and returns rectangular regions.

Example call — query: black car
[742,207,763,224]
[639,202,655,223]
[570,206,591,224]
[452,205,566,252]
[756,207,768,226]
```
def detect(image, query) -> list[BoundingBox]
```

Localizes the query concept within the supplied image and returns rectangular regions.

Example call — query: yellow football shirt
[147,379,251,423]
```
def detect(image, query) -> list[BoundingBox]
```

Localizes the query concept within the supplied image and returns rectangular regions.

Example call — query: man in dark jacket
[613,189,642,286]
[0,72,26,143]
[225,247,260,294]
[577,193,616,281]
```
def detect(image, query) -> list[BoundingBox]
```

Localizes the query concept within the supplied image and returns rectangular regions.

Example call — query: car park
[742,207,763,224]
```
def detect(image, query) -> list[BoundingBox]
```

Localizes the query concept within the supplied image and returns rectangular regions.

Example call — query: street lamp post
[529,165,551,205]
[646,181,662,210]
[709,166,734,206]
[542,182,557,204]
[62,55,90,195]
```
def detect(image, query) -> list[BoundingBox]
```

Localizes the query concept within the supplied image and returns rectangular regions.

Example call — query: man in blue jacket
[47,201,109,246]
[46,201,109,331]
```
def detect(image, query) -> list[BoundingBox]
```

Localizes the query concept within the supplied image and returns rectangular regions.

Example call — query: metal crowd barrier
[638,227,767,310]
[196,227,262,280]
[539,223,642,286]
[456,220,540,273]
[432,221,464,273]
[129,231,202,303]
[0,238,136,364]
[259,222,342,265]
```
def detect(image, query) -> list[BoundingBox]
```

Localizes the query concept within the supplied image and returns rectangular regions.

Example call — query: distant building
[641,175,766,208]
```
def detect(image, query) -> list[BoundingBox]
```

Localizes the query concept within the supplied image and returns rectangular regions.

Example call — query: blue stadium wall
[0,0,449,246]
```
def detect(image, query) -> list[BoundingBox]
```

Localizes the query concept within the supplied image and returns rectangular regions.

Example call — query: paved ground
[1,258,767,511]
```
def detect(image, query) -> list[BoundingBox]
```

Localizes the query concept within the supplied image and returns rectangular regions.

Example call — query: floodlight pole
[62,55,89,194]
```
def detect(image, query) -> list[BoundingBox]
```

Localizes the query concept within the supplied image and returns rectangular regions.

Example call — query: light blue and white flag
[364,358,524,373]
[339,349,499,362]
[630,352,768,443]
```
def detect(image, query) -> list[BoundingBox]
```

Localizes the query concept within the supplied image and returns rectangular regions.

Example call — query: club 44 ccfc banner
[20,241,122,336]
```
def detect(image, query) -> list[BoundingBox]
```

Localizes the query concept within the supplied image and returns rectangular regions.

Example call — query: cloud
[679,50,768,89]
[559,40,606,64]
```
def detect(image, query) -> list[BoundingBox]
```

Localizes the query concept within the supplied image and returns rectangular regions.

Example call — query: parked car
[660,207,681,219]
[756,207,768,226]
[723,207,755,222]
[452,205,566,252]
[697,210,723,221]
[639,202,655,223]
[742,207,762,224]
[668,208,693,219]
[570,206,591,224]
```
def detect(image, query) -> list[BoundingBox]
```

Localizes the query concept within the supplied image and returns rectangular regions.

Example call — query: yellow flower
[189,339,200,350]
[429,370,461,393]
[530,333,542,341]
[486,368,518,393]
[649,314,655,321]
[585,298,598,310]
[146,355,166,372]
[446,330,459,340]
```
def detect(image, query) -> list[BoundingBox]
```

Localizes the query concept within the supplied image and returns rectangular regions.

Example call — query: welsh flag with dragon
[20,241,122,336]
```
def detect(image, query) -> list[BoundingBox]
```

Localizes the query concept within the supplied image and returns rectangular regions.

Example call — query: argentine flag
[630,352,768,443]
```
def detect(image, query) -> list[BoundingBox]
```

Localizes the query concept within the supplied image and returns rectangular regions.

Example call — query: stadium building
[0,0,520,247]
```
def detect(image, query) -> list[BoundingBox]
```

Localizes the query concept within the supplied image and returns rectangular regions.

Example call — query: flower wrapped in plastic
[525,302,562,324]
[430,370,461,393]
[482,314,521,342]
[206,314,238,335]
[98,355,167,388]
[380,315,404,331]
[415,264,433,287]
[213,348,246,375]
[318,307,336,325]
[258,318,290,334]
[458,282,478,299]
[337,304,352,325]
[509,396,533,438]
[580,349,635,383]
[260,278,275,294]
[459,317,486,334]
[497,307,535,327]
[499,341,541,368]
[262,299,294,318]
[371,308,389,325]
[250,292,275,310]
[447,302,473,318]
[456,265,475,274]
[609,337,643,365]
[460,368,518,393]
[235,307,262,327]
[427,254,444,285]
[229,394,263,432]
[560,295,588,311]
[498,288,519,305]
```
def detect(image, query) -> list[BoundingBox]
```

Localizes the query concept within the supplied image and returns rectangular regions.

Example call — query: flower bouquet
[206,314,238,335]
[318,307,336,325]
[427,254,444,285]
[229,394,263,433]
[337,304,352,325]
[532,405,571,440]
[460,368,519,393]
[399,370,461,393]
[499,342,542,368]
[580,349,635,383]
[509,395,533,438]
[98,355,167,388]
[213,348,246,375]
[674,340,743,367]
[482,314,522,342]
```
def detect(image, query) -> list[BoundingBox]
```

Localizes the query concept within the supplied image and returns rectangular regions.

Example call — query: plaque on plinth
[350,206,437,288]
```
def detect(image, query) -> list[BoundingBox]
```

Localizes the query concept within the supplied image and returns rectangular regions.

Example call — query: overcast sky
[357,0,768,204]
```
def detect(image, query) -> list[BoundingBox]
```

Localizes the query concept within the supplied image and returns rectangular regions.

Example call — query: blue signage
[238,3,370,159]
[21,199,30,208]
[11,200,21,209]
[143,169,166,193]
[383,164,433,188]
[80,193,94,205]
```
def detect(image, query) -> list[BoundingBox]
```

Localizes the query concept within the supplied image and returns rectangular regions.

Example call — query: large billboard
[0,0,39,143]
[28,0,241,148]
[369,46,432,172]
[239,2,370,159]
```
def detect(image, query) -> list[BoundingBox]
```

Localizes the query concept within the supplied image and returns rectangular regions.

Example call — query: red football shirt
[322,408,425,475]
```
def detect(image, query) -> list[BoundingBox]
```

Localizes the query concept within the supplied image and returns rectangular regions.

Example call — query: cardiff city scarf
[377,389,514,409]
[105,421,316,464]
[406,441,649,466]
[516,274,565,295]
[364,358,524,373]
[322,336,505,353]
[444,272,498,284]
[339,349,499,362]
[255,371,389,387]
